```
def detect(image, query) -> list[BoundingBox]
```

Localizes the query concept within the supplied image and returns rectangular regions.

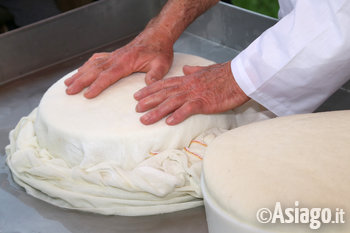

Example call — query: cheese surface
[6,53,238,215]
[35,53,236,169]
[203,110,350,232]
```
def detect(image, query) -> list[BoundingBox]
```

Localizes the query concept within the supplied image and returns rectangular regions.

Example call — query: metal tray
[0,1,349,232]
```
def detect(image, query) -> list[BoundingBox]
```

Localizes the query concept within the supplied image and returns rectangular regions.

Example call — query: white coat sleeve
[231,0,350,116]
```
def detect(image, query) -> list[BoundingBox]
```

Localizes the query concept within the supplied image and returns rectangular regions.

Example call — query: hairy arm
[147,0,219,43]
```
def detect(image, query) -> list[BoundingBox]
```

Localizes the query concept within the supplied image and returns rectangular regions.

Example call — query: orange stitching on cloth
[149,151,159,156]
[184,147,203,160]
[189,140,207,147]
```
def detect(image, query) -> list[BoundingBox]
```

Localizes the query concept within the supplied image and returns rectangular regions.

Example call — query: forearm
[140,0,219,44]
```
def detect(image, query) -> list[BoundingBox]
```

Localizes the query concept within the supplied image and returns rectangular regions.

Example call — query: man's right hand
[64,27,174,99]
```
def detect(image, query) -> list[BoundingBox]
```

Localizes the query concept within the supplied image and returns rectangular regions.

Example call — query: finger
[145,61,170,85]
[88,52,110,62]
[64,71,82,86]
[76,52,111,76]
[183,65,205,75]
[136,86,183,112]
[134,76,184,101]
[66,71,98,95]
[84,65,131,98]
[65,53,111,87]
[166,100,203,125]
[140,94,186,125]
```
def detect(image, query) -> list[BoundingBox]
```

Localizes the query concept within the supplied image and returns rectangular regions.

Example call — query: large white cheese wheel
[6,53,242,216]
[35,53,236,169]
[203,110,350,233]
[6,53,275,215]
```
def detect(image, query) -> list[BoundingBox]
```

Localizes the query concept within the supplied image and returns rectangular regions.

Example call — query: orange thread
[189,140,207,147]
[149,151,159,156]
[184,147,203,160]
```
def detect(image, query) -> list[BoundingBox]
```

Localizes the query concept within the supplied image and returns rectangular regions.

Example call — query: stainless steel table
[0,1,349,232]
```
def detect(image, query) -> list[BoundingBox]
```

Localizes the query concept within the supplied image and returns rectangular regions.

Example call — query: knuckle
[154,60,170,72]
[155,106,165,116]
[99,72,114,84]
[159,80,166,89]
[159,89,167,100]
[138,98,151,111]
[163,97,177,110]
[154,105,169,117]
[94,52,105,57]
[164,87,173,98]
[133,45,143,53]
[195,99,205,110]
[77,67,85,72]
[183,103,194,113]
[77,78,88,86]
[148,80,164,93]
[92,79,106,90]
[67,76,76,83]
[187,100,203,114]
[79,75,92,85]
[90,53,101,60]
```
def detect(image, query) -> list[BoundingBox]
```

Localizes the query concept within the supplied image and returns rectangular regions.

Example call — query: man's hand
[64,29,174,98]
[64,0,219,98]
[134,62,250,125]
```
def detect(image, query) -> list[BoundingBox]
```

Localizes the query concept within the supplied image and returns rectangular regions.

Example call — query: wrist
[143,18,177,45]
[131,22,175,52]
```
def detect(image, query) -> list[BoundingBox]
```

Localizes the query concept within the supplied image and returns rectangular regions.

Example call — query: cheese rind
[204,110,350,232]
[35,53,236,169]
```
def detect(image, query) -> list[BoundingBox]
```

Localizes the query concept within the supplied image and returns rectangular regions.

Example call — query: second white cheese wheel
[203,110,350,233]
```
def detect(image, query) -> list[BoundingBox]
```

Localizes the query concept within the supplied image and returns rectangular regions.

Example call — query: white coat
[231,0,350,116]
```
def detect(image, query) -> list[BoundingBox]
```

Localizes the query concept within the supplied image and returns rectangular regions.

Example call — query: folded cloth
[6,100,273,216]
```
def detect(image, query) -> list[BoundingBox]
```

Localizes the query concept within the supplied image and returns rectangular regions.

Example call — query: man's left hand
[134,62,250,125]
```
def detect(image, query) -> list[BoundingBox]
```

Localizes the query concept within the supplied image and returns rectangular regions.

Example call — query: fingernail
[84,88,94,99]
[135,104,140,112]
[66,87,72,94]
[166,116,175,124]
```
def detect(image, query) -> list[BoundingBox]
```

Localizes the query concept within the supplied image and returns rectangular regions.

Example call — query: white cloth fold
[6,101,272,216]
